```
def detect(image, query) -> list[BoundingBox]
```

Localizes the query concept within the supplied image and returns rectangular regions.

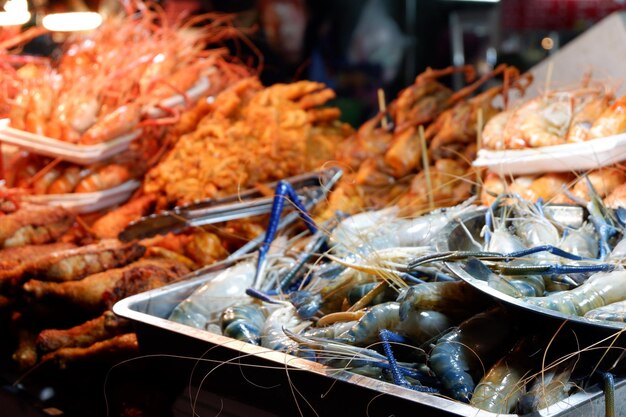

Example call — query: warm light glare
[0,0,29,26]
[42,12,103,32]
[541,37,554,50]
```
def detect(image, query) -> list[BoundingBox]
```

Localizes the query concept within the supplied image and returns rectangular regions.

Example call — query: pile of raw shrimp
[166,189,626,414]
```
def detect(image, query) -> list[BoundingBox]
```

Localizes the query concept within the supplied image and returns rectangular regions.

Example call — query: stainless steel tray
[114,258,624,417]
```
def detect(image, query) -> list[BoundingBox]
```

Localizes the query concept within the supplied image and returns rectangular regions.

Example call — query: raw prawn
[429,308,515,402]
[168,259,257,329]
[221,304,268,345]
[584,299,626,322]
[340,302,452,346]
[470,336,538,413]
[526,270,626,316]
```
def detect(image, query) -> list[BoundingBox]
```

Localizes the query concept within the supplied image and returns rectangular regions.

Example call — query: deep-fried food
[144,77,352,205]
[0,203,75,248]
[24,258,190,311]
[41,333,138,369]
[92,195,156,239]
[37,310,131,354]
[0,242,76,289]
[27,240,146,282]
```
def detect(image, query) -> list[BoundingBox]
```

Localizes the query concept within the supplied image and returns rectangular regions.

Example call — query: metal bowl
[434,206,626,334]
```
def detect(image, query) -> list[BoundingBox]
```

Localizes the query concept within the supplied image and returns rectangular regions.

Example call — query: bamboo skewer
[419,125,434,211]
[475,108,484,198]
[544,61,554,97]
[377,88,389,130]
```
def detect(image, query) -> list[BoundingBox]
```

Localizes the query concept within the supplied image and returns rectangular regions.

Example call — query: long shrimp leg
[379,329,438,393]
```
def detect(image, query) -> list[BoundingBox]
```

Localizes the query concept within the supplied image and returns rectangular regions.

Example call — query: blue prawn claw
[253,180,319,288]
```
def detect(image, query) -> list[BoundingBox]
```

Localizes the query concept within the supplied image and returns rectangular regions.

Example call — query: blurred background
[12,0,626,124]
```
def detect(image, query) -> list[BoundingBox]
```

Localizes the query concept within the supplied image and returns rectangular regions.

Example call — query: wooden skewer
[377,88,389,130]
[419,125,434,211]
[475,108,484,197]
[544,61,554,97]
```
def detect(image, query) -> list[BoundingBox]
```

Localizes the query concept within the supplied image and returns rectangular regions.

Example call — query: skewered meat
[0,204,74,248]
[41,333,138,369]
[37,310,131,354]
[23,258,191,312]
[27,240,146,282]
[0,242,76,289]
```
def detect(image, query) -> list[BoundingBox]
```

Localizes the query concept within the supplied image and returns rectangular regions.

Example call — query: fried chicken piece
[24,258,190,312]
[92,195,156,239]
[37,310,131,354]
[27,240,146,282]
[41,333,138,369]
[0,203,75,248]
[0,242,76,289]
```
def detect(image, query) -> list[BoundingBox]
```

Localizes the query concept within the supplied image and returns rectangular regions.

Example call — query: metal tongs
[118,167,343,242]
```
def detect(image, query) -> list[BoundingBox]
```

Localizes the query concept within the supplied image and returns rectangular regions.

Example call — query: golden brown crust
[41,333,138,368]
[0,204,74,248]
[37,310,130,353]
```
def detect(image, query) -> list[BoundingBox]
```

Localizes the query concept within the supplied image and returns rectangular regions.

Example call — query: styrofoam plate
[144,76,210,119]
[473,133,626,175]
[22,180,140,213]
[0,119,141,165]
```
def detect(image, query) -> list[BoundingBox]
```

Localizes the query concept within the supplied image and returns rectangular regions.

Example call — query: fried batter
[37,310,131,354]
[27,240,146,282]
[0,242,76,289]
[144,77,351,205]
[0,203,75,248]
[41,333,138,369]
[24,258,190,311]
[91,195,156,239]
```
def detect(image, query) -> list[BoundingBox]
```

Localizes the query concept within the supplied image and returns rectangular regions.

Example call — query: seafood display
[481,82,625,150]
[1,5,247,144]
[3,8,626,414]
[154,189,626,415]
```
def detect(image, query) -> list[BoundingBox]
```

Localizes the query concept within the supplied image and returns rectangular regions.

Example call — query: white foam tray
[473,133,626,175]
[143,76,210,119]
[0,119,141,165]
[22,179,140,214]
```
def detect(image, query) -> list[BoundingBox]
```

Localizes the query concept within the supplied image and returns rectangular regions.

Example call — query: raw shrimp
[517,360,575,414]
[559,223,598,259]
[430,308,515,402]
[397,281,491,321]
[260,302,309,353]
[470,337,537,413]
[340,302,452,346]
[220,304,268,345]
[526,270,626,316]
[584,299,626,322]
[168,259,256,329]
